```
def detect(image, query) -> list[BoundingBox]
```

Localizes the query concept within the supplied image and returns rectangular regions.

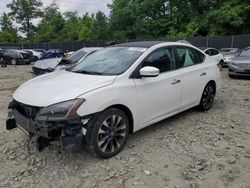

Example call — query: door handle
[171,79,181,85]
[200,72,206,76]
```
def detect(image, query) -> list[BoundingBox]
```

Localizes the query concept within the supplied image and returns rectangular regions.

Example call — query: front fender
[76,79,138,129]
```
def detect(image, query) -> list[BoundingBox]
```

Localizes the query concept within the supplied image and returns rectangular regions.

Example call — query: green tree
[7,0,43,38]
[91,11,109,40]
[0,13,20,43]
[33,2,65,42]
[62,11,81,41]
[78,13,94,40]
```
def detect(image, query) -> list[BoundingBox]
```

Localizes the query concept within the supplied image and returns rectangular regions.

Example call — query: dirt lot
[0,65,249,188]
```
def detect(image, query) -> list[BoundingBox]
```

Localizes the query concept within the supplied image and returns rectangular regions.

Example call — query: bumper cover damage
[6,101,92,153]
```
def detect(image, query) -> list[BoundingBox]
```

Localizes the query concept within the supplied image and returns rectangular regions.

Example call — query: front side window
[175,47,205,69]
[142,47,174,73]
[70,47,146,75]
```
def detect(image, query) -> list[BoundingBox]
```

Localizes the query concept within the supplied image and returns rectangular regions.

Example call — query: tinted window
[142,48,174,73]
[210,49,219,55]
[175,47,205,69]
[204,50,210,55]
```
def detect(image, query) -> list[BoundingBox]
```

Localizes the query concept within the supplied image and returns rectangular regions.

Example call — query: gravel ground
[0,65,249,188]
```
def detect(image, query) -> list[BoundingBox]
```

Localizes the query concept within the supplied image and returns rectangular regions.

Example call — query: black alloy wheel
[198,82,216,111]
[89,108,129,158]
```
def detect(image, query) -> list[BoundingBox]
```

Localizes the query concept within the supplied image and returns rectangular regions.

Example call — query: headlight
[36,98,85,121]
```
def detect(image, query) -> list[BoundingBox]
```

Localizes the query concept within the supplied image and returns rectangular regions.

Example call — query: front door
[134,47,182,129]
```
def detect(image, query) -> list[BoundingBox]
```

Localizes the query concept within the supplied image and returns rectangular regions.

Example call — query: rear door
[134,47,182,129]
[175,46,207,108]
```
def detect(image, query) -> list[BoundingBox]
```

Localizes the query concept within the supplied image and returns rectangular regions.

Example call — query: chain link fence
[1,34,250,51]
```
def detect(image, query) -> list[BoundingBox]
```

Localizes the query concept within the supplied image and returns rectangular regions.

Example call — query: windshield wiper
[71,70,104,75]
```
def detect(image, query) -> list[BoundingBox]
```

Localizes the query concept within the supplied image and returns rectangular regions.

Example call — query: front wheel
[11,59,17,65]
[198,82,216,111]
[87,108,129,158]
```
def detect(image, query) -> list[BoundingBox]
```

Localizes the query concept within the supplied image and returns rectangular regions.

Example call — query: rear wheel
[198,82,216,111]
[87,108,129,158]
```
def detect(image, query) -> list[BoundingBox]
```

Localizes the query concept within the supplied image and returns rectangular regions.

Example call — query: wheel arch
[105,104,134,134]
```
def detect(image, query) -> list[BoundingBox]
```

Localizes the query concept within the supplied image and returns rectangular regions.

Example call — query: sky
[0,0,112,17]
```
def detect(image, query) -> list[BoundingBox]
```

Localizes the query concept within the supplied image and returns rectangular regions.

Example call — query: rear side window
[142,47,174,73]
[204,50,210,55]
[210,49,219,55]
[175,47,205,69]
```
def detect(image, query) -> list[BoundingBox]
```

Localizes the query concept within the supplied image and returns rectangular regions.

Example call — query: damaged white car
[32,47,102,75]
[6,41,221,158]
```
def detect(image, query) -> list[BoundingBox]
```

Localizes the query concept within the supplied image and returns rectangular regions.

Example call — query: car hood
[13,70,116,107]
[233,56,250,64]
[34,58,62,69]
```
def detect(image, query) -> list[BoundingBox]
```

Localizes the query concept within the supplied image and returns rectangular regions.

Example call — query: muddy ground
[0,65,249,188]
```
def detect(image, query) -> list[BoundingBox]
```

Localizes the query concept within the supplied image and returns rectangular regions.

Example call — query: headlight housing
[36,98,85,121]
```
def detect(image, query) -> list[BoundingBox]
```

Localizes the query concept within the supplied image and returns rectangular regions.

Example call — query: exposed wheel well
[107,104,134,134]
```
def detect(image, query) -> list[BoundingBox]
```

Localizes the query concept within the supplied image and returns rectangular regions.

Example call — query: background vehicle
[7,41,221,158]
[32,47,102,75]
[2,49,34,65]
[33,49,46,54]
[0,48,4,59]
[199,47,224,67]
[228,47,250,77]
[0,48,5,65]
[23,49,43,61]
[220,48,240,66]
[40,49,64,59]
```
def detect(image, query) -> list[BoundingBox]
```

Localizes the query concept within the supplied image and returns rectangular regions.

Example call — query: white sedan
[199,47,224,68]
[7,41,221,158]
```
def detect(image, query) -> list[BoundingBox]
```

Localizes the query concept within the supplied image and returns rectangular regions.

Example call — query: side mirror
[139,66,160,77]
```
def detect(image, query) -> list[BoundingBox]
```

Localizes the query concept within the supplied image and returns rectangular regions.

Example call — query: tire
[11,59,17,65]
[87,108,129,158]
[198,82,216,112]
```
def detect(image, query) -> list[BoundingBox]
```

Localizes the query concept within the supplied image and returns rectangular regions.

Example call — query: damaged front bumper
[6,101,94,153]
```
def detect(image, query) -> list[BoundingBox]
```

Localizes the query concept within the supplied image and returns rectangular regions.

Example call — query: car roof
[6,49,29,53]
[112,41,168,48]
[198,47,218,51]
[220,48,239,50]
[81,47,103,53]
